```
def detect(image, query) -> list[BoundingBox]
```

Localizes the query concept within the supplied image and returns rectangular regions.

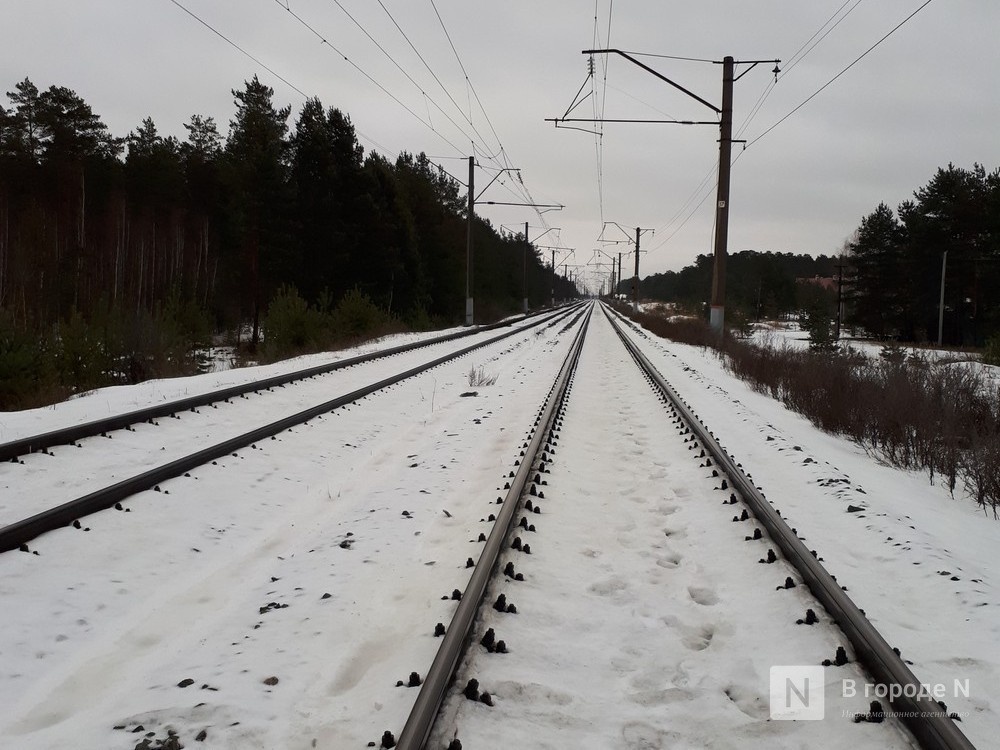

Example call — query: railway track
[387,302,973,750]
[0,301,979,748]
[0,308,563,463]
[0,304,582,553]
[0,306,593,750]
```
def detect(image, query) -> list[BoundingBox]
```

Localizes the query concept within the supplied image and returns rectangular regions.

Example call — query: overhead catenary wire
[166,0,394,155]
[317,0,494,155]
[274,1,467,156]
[165,0,481,189]
[590,0,613,232]
[374,0,498,154]
[274,1,554,217]
[733,0,865,140]
[168,0,306,99]
[782,0,866,77]
[429,0,505,157]
[422,0,565,240]
[746,0,935,149]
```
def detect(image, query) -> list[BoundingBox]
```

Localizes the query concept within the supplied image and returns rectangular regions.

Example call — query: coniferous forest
[0,76,575,407]
[639,163,1000,348]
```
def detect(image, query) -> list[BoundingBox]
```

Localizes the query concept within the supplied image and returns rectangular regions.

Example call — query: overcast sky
[2,1,996,291]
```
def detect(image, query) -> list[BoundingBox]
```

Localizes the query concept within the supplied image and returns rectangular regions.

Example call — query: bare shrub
[618,304,1000,516]
[467,365,499,387]
[614,303,718,348]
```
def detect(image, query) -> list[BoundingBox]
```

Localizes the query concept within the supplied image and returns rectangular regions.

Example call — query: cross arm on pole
[600,221,636,245]
[474,167,519,203]
[731,59,782,82]
[583,48,721,114]
[482,201,564,209]
[530,226,561,244]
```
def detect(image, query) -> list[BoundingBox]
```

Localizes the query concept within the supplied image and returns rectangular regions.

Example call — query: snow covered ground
[0,314,569,526]
[431,306,916,749]
[0,302,992,749]
[0,311,582,749]
[753,321,987,364]
[0,323,484,446]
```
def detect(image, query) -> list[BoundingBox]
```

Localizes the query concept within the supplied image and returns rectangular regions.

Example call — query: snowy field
[752,321,989,365]
[0,302,994,749]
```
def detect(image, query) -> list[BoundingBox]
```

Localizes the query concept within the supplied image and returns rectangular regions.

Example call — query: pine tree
[290,98,364,302]
[224,76,292,346]
[848,203,904,338]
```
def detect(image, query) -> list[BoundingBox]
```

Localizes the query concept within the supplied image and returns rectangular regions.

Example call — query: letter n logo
[770,666,825,720]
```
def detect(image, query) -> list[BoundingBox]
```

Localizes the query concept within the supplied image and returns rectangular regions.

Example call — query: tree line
[636,163,1000,347]
[848,163,1000,345]
[0,76,574,406]
[636,250,837,323]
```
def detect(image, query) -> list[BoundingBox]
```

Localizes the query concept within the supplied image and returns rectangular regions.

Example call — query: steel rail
[0,307,567,463]
[603,303,975,750]
[394,303,593,750]
[0,305,585,554]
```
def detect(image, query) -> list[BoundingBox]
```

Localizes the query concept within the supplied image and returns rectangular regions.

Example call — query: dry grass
[467,365,499,387]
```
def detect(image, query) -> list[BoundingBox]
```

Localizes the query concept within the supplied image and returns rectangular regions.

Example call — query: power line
[168,0,306,99]
[782,0,865,76]
[166,0,395,155]
[747,0,935,149]
[166,0,480,188]
[421,0,550,224]
[429,0,504,155]
[647,162,718,255]
[375,0,496,154]
[423,1,561,236]
[318,0,488,154]
[591,2,607,229]
[735,1,863,142]
[275,1,467,156]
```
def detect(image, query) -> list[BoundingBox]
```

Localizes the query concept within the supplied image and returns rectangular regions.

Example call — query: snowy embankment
[620,311,999,748]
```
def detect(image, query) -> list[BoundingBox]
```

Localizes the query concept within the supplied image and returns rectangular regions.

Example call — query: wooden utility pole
[551,248,556,306]
[523,221,529,313]
[938,250,948,346]
[465,156,475,326]
[835,261,845,339]
[617,252,622,298]
[709,56,734,333]
[632,228,641,311]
